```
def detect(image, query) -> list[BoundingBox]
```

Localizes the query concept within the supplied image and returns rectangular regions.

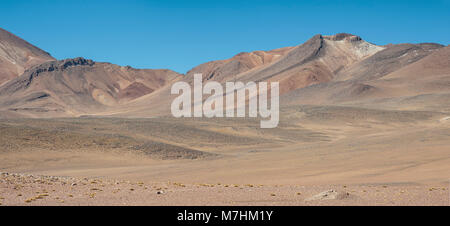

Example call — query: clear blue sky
[1,0,449,73]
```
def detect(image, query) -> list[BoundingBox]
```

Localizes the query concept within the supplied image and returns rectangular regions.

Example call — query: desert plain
[1,105,449,205]
[0,29,449,205]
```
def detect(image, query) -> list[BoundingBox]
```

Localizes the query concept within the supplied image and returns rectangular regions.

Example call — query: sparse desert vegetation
[1,105,449,205]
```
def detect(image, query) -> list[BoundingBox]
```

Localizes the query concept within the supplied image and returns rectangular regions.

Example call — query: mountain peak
[0,27,55,84]
[0,28,53,58]
[323,33,362,42]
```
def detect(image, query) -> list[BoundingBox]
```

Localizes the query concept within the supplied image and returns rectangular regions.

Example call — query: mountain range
[0,28,449,118]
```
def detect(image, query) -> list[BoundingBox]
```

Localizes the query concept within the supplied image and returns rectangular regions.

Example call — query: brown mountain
[281,43,447,109]
[237,33,386,95]
[0,28,448,118]
[186,46,294,82]
[0,57,181,117]
[0,28,55,85]
[333,42,444,82]
[108,33,390,116]
[188,33,386,92]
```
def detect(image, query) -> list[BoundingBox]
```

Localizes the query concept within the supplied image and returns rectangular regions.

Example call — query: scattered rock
[305,190,350,201]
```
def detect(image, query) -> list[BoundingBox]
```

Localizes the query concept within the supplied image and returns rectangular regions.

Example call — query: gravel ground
[1,172,448,206]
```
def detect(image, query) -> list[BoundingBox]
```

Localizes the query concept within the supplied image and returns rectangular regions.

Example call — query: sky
[1,0,449,74]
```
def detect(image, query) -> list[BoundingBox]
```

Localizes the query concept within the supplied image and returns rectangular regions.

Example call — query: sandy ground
[1,172,448,206]
[1,106,450,205]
